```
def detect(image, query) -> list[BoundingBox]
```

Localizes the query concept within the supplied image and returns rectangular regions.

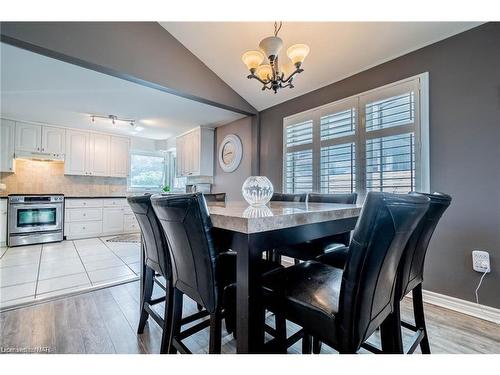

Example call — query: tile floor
[0,237,140,310]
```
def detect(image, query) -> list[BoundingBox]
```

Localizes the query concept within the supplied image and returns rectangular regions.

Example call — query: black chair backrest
[337,192,429,352]
[399,192,452,298]
[204,193,226,203]
[127,194,170,278]
[151,193,219,313]
[307,193,358,246]
[271,192,307,202]
[307,192,357,205]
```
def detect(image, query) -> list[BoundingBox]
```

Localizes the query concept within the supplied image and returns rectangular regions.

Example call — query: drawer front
[102,198,127,207]
[67,221,102,236]
[122,206,133,215]
[65,199,103,208]
[65,207,102,222]
[123,214,139,232]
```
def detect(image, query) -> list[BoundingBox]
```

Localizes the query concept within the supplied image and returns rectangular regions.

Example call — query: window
[128,151,166,191]
[283,73,429,197]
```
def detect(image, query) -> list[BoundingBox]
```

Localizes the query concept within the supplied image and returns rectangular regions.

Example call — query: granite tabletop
[208,201,362,234]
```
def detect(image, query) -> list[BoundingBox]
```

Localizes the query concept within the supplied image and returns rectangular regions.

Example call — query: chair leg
[137,266,154,334]
[312,338,322,354]
[392,299,404,354]
[302,333,312,354]
[274,312,287,353]
[380,312,400,354]
[160,281,174,354]
[209,311,222,354]
[413,284,431,354]
[168,288,183,354]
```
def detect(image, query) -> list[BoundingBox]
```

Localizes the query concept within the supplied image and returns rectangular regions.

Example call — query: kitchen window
[283,73,429,196]
[128,151,167,191]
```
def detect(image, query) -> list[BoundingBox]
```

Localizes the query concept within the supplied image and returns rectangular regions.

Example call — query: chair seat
[276,240,347,261]
[316,245,349,268]
[262,261,343,342]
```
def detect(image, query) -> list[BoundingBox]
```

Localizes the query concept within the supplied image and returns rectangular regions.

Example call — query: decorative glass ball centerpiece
[242,176,274,206]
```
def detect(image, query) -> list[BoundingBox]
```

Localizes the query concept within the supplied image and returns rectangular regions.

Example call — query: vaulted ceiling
[161,22,481,111]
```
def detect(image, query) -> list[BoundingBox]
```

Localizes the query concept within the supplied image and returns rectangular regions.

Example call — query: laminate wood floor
[1,280,499,354]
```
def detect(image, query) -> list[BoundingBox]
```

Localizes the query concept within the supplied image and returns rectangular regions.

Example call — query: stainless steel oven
[8,194,64,247]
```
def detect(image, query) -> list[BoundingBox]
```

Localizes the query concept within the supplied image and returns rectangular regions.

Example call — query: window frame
[127,150,167,192]
[282,72,430,196]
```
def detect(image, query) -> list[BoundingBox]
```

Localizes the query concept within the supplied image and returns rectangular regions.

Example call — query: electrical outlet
[472,250,491,273]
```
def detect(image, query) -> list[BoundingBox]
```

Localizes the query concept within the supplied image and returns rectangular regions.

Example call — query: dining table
[208,200,362,354]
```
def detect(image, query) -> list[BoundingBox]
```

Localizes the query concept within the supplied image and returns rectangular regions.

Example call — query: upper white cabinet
[65,131,128,178]
[109,136,130,177]
[176,127,214,177]
[89,133,110,176]
[42,126,65,155]
[65,130,89,175]
[15,122,42,153]
[14,121,65,156]
[0,119,16,173]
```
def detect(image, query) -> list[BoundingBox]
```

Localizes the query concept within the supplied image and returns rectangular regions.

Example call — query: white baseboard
[419,289,500,324]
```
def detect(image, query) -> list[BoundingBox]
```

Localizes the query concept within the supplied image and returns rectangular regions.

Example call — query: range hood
[14,151,65,162]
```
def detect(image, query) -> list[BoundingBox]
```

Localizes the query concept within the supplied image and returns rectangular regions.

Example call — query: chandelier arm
[281,68,304,83]
[247,73,270,85]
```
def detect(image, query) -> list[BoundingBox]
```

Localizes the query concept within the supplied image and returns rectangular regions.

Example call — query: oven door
[8,203,63,234]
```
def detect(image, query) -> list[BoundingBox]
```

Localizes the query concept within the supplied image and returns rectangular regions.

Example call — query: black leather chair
[262,192,430,354]
[274,192,358,265]
[151,193,280,353]
[271,192,307,202]
[317,192,451,354]
[203,193,226,203]
[127,195,184,353]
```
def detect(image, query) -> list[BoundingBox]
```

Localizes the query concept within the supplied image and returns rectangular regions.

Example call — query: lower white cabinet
[65,198,138,240]
[0,200,7,246]
[102,208,125,234]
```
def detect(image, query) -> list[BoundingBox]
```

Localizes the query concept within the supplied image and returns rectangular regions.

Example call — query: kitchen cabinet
[109,136,130,177]
[0,119,16,173]
[0,200,7,246]
[65,131,128,178]
[102,208,125,234]
[176,127,214,177]
[89,133,110,176]
[65,130,89,175]
[41,126,65,155]
[64,198,138,240]
[15,122,42,153]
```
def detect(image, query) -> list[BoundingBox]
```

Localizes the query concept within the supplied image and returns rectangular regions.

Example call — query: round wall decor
[218,134,243,173]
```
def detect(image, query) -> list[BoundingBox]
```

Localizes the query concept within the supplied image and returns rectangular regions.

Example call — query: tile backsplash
[0,159,127,196]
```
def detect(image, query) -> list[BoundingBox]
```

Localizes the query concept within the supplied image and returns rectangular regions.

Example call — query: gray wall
[0,22,256,116]
[213,117,253,201]
[259,23,500,308]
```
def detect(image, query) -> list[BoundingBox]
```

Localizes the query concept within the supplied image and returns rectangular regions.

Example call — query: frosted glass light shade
[280,61,295,77]
[287,44,310,65]
[242,50,265,71]
[259,36,283,59]
[256,64,273,81]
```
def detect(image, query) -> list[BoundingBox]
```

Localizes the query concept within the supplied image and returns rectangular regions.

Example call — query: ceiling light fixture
[242,22,310,94]
[90,114,136,127]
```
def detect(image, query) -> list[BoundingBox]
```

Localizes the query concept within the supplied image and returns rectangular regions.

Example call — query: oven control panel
[8,195,64,204]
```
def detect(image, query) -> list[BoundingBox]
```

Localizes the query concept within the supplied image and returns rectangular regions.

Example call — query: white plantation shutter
[283,74,429,196]
[283,116,314,193]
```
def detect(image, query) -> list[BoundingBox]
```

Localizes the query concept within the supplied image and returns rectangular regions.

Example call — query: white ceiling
[0,43,244,140]
[161,22,481,111]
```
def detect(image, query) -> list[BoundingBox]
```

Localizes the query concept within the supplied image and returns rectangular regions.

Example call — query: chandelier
[241,22,310,94]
